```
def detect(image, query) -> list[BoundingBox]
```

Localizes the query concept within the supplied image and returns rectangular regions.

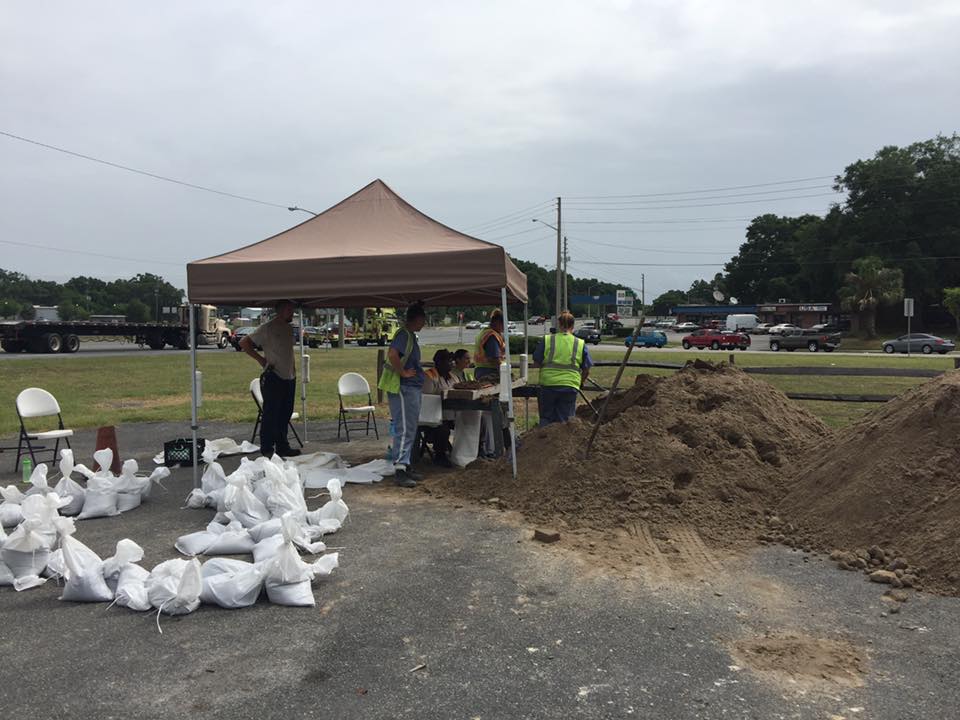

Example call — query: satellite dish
[712,290,725,302]
[729,296,739,305]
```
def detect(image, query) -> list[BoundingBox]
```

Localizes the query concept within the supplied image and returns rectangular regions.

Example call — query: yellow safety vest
[474,328,505,369]
[539,333,584,389]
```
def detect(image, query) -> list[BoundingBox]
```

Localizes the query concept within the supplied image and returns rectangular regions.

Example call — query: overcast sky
[2,0,959,303]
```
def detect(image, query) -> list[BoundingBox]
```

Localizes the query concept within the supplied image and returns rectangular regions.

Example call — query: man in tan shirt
[240,300,300,457]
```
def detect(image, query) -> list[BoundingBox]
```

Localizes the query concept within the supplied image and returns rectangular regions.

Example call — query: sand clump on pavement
[780,369,960,595]
[434,362,828,550]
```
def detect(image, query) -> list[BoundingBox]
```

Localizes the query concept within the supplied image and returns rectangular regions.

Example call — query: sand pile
[780,370,960,595]
[436,362,828,549]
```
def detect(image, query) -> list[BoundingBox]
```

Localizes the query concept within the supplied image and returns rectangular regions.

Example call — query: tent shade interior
[187,179,527,308]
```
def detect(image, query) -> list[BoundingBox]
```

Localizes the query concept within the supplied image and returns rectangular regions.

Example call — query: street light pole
[532,200,563,329]
[288,206,320,216]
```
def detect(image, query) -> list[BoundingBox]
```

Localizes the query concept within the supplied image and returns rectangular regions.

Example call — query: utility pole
[641,273,645,321]
[562,235,569,310]
[554,197,562,327]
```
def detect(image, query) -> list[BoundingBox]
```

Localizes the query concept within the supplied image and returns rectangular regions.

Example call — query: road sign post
[904,298,914,356]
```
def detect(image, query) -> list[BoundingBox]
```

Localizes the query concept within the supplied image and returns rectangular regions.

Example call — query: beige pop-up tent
[185,179,527,482]
[187,179,527,308]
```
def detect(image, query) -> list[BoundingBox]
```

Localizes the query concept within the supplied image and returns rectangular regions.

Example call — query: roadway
[0,325,953,360]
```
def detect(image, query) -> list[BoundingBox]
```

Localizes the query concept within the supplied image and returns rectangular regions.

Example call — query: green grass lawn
[2,344,954,437]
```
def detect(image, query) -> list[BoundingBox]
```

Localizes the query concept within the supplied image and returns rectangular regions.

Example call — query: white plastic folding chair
[249,378,302,446]
[15,388,73,472]
[337,372,378,441]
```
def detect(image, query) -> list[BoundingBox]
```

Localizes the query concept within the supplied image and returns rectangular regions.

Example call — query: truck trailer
[0,305,230,354]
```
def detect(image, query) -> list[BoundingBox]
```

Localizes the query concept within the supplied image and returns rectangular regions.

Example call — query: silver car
[882,333,955,355]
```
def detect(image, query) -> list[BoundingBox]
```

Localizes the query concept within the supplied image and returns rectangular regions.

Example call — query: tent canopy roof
[187,179,527,308]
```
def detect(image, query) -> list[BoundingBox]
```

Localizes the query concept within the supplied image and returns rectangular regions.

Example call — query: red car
[681,329,751,351]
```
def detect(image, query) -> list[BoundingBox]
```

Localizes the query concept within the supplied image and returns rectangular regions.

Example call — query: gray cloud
[1,0,958,300]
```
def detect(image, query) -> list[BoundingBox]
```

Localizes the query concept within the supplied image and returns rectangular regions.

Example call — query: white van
[726,314,759,332]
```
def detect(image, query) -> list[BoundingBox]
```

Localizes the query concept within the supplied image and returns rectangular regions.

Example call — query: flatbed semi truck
[0,305,230,353]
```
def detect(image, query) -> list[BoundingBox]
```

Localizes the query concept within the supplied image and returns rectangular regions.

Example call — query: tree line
[652,134,960,336]
[0,270,184,323]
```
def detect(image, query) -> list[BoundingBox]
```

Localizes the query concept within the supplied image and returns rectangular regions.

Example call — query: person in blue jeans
[386,303,427,487]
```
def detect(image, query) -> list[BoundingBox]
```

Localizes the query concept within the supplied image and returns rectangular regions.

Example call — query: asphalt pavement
[2,421,959,719]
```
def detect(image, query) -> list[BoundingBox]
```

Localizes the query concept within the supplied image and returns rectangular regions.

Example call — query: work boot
[407,468,425,482]
[278,447,301,458]
[394,469,417,488]
[434,454,454,468]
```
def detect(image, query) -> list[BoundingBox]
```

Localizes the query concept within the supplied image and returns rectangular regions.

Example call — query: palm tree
[838,256,903,338]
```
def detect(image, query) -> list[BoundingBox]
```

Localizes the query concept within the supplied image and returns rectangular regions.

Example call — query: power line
[0,129,291,209]
[569,236,738,255]
[0,238,182,266]
[464,199,555,232]
[565,175,836,200]
[563,192,839,217]
[563,184,836,207]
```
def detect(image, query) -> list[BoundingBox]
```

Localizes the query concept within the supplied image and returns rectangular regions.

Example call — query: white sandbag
[93,448,114,474]
[77,488,119,520]
[317,479,349,524]
[2,518,51,587]
[302,468,347,489]
[200,452,227,496]
[199,558,265,608]
[58,519,113,603]
[310,552,340,579]
[19,493,65,548]
[223,475,270,529]
[205,486,226,511]
[183,488,208,510]
[44,548,65,579]
[116,491,142,513]
[102,539,144,591]
[0,485,25,527]
[24,463,53,496]
[175,521,254,557]
[304,512,342,535]
[53,461,86,517]
[142,466,170,500]
[248,518,282,543]
[114,563,151,611]
[262,513,320,607]
[286,451,345,469]
[263,461,308,520]
[251,534,285,563]
[146,558,202,620]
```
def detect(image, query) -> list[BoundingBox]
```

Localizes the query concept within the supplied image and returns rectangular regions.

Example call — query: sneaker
[434,455,454,468]
[278,447,301,458]
[407,468,425,482]
[394,469,417,488]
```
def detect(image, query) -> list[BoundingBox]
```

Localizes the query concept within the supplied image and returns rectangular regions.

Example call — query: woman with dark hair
[422,348,456,467]
[451,348,472,382]
[378,302,427,487]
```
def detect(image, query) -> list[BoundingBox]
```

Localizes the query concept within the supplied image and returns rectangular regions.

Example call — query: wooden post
[729,353,735,365]
[376,349,385,403]
[955,357,960,370]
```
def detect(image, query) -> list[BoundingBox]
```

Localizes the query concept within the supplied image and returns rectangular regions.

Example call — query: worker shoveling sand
[434,362,828,551]
[780,369,960,595]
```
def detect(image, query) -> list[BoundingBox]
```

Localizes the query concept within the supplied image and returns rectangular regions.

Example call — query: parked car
[809,323,839,333]
[229,326,259,351]
[574,327,601,345]
[768,323,800,336]
[465,320,482,329]
[625,330,667,349]
[681,329,750,350]
[581,320,597,329]
[655,320,675,329]
[768,329,841,353]
[303,326,321,348]
[529,315,547,325]
[881,333,956,355]
[673,322,701,333]
[749,323,773,335]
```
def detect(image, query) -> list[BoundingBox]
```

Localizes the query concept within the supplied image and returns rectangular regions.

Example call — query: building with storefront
[670,302,840,328]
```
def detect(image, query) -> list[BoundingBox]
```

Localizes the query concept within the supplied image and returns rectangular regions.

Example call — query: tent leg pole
[189,303,199,489]
[501,288,517,479]
[299,307,308,443]
[523,302,529,431]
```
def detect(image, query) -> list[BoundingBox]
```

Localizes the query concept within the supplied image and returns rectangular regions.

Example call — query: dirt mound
[435,363,828,550]
[731,633,866,690]
[780,370,960,595]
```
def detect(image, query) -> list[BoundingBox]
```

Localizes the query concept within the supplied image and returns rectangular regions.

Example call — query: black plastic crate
[163,438,205,467]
